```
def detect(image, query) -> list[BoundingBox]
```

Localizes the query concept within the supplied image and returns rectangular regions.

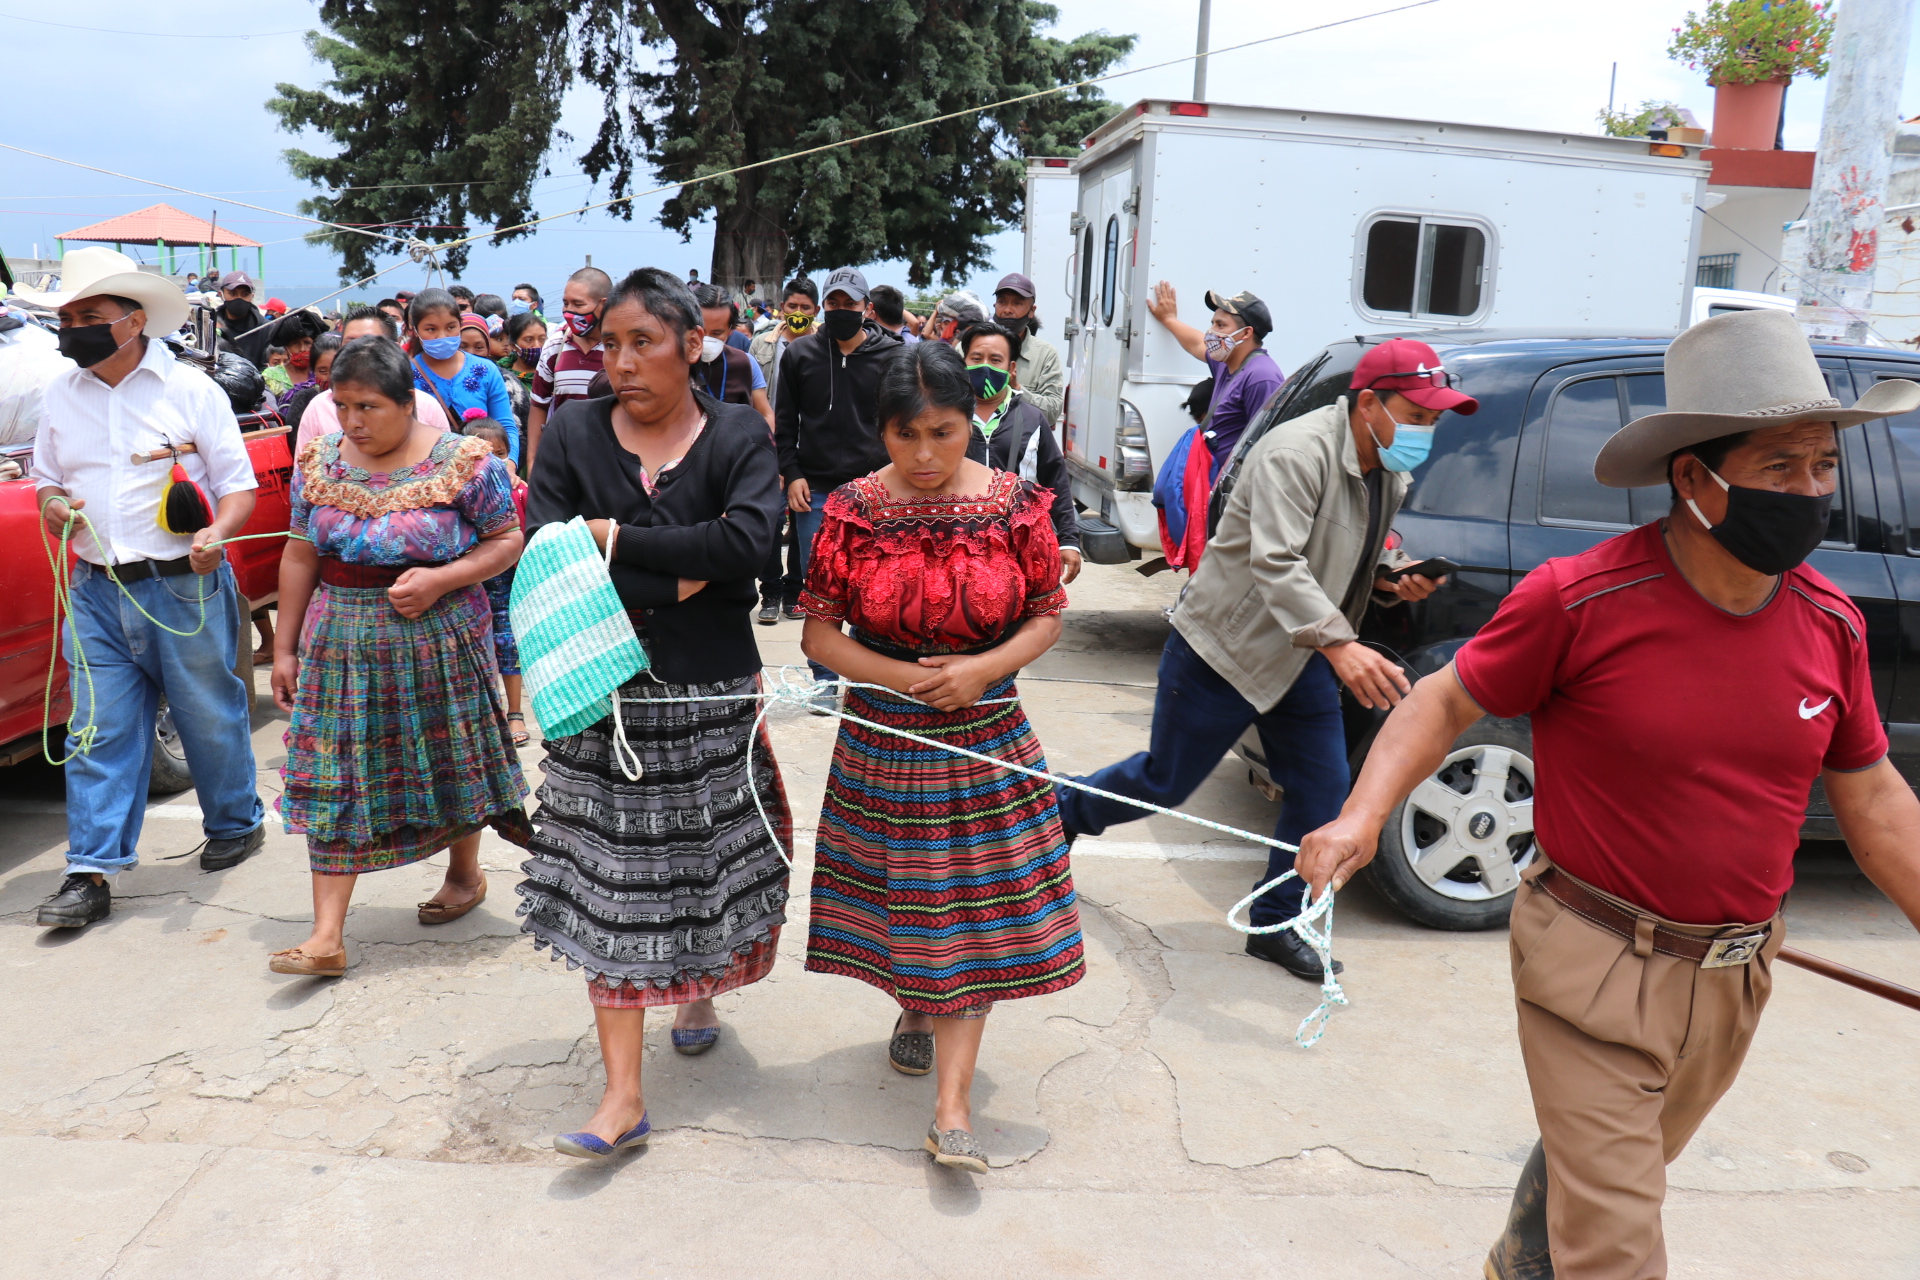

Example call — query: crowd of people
[9,240,1920,1279]
[0,248,1098,1176]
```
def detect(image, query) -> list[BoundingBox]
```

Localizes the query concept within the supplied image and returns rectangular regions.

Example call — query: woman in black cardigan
[516,267,790,1160]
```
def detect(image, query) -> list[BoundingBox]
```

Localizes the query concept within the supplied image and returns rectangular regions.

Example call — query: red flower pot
[1712,77,1787,150]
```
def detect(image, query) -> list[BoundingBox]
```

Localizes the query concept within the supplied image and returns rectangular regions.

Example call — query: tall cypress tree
[269,1,1133,287]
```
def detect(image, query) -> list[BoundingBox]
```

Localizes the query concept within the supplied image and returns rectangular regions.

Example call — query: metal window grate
[1696,252,1739,289]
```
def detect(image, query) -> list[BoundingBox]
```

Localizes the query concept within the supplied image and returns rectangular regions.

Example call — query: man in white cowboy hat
[1296,309,1920,1279]
[19,248,266,930]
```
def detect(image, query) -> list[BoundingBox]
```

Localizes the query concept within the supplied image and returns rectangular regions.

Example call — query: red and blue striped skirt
[805,677,1084,1016]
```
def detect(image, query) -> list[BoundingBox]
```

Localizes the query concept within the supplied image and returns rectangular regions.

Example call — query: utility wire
[3,0,1441,270]
[0,175,592,200]
[1694,204,1902,347]
[398,0,1449,254]
[0,11,304,38]
[0,142,412,247]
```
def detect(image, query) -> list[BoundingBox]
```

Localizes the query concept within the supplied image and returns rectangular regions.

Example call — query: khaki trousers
[1508,867,1782,1280]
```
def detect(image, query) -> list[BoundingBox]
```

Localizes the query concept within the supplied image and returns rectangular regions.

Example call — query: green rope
[40,511,290,765]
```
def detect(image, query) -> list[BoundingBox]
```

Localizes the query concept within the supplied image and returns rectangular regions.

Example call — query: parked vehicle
[1050,98,1712,563]
[1689,285,1795,326]
[1221,329,1920,930]
[1022,157,1077,325]
[0,416,293,793]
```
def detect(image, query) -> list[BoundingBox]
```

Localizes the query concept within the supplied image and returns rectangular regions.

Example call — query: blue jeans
[62,561,264,874]
[1055,630,1349,925]
[792,487,837,684]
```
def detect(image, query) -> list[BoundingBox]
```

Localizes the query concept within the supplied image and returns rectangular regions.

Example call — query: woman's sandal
[889,1013,934,1076]
[269,946,347,977]
[671,1025,722,1055]
[418,877,487,925]
[507,712,529,747]
[925,1124,988,1174]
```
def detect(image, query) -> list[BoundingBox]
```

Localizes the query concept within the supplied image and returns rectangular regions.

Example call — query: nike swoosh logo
[1798,697,1833,720]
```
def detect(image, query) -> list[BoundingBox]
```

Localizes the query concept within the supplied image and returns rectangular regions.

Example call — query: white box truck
[1022,157,1078,318]
[1053,99,1711,561]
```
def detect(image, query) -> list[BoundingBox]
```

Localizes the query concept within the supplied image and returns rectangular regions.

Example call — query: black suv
[1219,329,1920,931]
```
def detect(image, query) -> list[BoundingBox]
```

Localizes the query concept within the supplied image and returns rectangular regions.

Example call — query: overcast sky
[4,0,1917,309]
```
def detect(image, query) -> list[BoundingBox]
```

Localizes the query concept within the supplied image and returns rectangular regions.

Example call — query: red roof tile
[57,204,263,248]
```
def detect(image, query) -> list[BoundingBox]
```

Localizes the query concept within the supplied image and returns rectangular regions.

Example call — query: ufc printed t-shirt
[1453,521,1885,925]
[530,335,605,411]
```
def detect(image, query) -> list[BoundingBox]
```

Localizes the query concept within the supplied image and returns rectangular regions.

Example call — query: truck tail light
[1115,400,1153,491]
[1170,102,1209,118]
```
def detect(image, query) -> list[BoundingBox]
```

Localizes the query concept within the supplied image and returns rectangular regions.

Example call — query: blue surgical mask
[1368,407,1434,474]
[509,298,531,316]
[420,334,462,359]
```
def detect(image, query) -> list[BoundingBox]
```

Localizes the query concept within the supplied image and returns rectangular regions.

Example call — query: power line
[0,11,304,38]
[426,0,1448,253]
[0,142,410,247]
[3,0,1444,271]
[0,176,593,200]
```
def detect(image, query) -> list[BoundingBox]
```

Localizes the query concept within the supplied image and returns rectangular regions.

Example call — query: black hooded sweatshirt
[772,321,904,491]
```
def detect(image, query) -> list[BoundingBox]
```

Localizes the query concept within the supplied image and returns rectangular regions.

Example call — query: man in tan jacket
[1056,339,1476,978]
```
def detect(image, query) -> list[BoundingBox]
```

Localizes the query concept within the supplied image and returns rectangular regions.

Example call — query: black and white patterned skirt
[515,672,791,992]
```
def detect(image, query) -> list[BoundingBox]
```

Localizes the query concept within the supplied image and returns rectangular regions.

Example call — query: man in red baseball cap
[1056,336,1475,979]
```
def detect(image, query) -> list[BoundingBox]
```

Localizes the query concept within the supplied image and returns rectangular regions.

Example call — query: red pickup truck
[0,421,294,792]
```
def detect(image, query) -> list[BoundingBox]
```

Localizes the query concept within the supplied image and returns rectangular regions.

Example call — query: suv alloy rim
[1397,744,1537,901]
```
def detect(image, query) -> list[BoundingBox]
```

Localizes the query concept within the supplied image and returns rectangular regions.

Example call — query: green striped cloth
[509,517,648,741]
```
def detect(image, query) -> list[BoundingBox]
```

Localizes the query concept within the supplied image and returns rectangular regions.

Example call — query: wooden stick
[129,423,290,464]
[1778,945,1920,1013]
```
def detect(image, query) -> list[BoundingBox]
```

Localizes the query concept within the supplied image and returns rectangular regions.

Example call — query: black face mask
[821,308,864,342]
[221,299,252,321]
[58,319,138,369]
[1686,464,1832,575]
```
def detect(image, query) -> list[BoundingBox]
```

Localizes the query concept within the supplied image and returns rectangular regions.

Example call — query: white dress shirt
[31,338,257,566]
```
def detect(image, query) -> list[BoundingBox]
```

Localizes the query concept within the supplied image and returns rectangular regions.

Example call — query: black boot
[37,873,111,928]
[1484,1139,1553,1279]
[1244,929,1344,981]
[200,823,265,871]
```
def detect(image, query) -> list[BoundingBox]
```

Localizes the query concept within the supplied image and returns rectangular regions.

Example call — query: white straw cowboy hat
[1595,308,1920,488]
[10,246,189,338]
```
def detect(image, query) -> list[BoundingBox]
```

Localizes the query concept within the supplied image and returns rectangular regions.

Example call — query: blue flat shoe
[671,1025,721,1055]
[553,1114,650,1159]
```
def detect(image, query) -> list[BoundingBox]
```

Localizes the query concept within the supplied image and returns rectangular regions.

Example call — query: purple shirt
[1202,348,1285,476]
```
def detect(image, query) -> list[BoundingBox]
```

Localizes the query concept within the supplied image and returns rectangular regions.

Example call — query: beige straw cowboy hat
[1594,308,1920,489]
[11,246,189,338]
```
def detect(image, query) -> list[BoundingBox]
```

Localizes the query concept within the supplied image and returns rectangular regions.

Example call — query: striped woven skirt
[515,672,791,997]
[805,677,1085,1016]
[281,582,530,875]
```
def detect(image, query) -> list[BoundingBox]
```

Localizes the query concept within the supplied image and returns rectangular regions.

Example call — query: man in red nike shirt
[1298,310,1920,1280]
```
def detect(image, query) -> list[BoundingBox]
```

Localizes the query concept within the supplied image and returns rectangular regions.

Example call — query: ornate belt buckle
[1700,931,1767,969]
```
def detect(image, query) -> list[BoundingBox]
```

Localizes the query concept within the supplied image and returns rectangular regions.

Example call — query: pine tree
[269,1,1133,288]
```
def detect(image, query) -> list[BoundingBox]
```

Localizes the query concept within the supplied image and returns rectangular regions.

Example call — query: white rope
[604,521,644,782]
[623,665,1345,1048]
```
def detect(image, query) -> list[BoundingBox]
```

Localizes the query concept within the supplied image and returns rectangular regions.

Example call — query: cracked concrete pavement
[2,561,1916,1278]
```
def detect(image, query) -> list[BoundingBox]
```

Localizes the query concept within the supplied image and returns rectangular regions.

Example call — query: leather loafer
[1245,928,1345,982]
[200,824,265,871]
[37,873,111,928]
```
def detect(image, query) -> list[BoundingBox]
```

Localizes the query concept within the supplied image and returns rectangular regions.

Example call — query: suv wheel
[148,697,195,795]
[1366,717,1537,931]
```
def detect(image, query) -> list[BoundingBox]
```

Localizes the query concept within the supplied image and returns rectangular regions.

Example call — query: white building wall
[1698,187,1811,294]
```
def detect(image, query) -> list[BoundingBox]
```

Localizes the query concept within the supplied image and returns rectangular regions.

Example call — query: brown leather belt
[318,558,444,589]
[1534,867,1771,969]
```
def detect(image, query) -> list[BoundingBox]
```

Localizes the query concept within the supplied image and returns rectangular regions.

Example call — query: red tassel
[157,462,213,534]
